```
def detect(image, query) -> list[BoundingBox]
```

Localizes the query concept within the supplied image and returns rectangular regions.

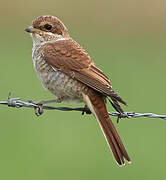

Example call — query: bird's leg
[36,97,64,105]
[28,96,64,105]
[28,97,64,116]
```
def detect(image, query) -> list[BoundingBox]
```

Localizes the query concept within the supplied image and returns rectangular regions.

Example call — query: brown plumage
[25,15,131,166]
[42,39,126,113]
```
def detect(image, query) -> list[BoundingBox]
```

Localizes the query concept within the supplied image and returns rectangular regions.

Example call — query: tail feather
[83,91,131,166]
[99,117,125,165]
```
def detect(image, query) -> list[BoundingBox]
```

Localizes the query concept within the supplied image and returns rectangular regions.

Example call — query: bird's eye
[44,24,52,30]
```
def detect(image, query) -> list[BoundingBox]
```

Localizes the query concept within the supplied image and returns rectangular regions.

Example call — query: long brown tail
[83,90,131,166]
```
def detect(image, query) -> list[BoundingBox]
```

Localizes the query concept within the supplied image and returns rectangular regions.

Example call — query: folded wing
[41,39,126,112]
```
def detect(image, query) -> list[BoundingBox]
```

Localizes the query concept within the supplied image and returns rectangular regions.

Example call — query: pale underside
[32,45,84,103]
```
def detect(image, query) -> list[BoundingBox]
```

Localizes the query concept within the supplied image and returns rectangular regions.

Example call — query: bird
[25,15,131,166]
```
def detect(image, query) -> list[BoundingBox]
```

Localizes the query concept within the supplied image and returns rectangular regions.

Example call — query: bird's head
[25,15,69,45]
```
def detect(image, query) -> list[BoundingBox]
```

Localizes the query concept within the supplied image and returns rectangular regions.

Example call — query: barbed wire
[0,92,166,120]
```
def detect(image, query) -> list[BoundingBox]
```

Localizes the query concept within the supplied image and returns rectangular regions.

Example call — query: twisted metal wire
[0,92,166,120]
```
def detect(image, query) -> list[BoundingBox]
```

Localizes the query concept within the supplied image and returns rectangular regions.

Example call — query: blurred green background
[0,0,166,179]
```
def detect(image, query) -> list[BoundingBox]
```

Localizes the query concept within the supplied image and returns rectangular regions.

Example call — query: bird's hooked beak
[24,26,41,34]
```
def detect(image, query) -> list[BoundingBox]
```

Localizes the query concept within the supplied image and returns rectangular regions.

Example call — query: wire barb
[0,93,166,120]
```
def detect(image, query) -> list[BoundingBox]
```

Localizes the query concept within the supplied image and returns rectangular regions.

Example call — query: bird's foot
[28,97,64,116]
[82,105,91,115]
[28,100,44,116]
[34,104,44,116]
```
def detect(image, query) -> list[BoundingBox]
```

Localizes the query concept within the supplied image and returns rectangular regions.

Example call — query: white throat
[30,32,66,47]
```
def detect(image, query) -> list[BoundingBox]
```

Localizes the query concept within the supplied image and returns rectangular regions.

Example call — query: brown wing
[41,39,126,107]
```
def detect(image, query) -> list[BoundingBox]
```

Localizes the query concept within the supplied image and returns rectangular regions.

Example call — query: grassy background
[0,0,166,179]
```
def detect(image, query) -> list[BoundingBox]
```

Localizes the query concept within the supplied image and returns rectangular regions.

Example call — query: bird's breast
[32,46,84,103]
